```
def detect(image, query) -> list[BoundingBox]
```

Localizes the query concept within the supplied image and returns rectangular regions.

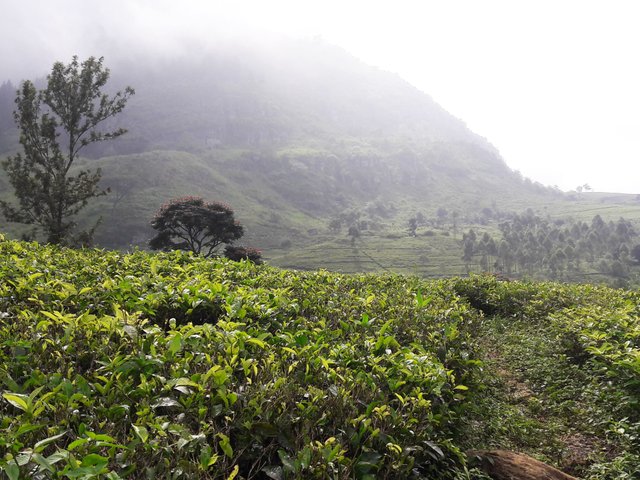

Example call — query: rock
[467,450,579,480]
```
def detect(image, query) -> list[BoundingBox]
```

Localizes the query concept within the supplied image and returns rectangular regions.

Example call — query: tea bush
[3,241,639,478]
[0,239,485,479]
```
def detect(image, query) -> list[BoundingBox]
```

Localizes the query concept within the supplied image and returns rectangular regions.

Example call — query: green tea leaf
[168,333,182,356]
[16,422,43,437]
[218,433,233,458]
[34,431,67,452]
[227,465,239,480]
[31,453,55,473]
[81,453,109,467]
[132,424,149,443]
[3,393,29,412]
[246,337,266,349]
[4,460,20,480]
[68,438,89,451]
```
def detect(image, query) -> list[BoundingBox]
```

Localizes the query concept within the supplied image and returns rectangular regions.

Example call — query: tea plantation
[1,235,639,479]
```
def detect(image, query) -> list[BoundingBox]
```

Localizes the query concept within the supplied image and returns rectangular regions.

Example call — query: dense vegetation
[1,236,639,478]
[0,235,485,479]
[461,210,639,285]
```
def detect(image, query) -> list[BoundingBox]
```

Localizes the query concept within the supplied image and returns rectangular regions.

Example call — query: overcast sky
[2,0,638,193]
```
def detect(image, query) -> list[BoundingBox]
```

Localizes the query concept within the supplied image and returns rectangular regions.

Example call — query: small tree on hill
[224,245,263,264]
[0,56,134,245]
[149,196,244,257]
[408,217,417,237]
[348,225,360,245]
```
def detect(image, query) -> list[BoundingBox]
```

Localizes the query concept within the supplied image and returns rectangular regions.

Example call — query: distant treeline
[462,210,637,283]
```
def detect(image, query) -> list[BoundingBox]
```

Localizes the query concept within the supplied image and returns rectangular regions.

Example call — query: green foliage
[0,56,134,245]
[149,196,244,257]
[451,274,640,478]
[2,239,640,478]
[0,238,484,478]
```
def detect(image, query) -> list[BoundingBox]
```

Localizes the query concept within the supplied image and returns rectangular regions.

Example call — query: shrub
[224,245,263,264]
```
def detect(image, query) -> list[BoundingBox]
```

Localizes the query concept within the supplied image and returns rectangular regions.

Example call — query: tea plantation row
[0,237,488,479]
[1,236,639,478]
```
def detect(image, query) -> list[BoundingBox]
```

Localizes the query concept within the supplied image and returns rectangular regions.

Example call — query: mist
[1,0,278,81]
[2,0,640,193]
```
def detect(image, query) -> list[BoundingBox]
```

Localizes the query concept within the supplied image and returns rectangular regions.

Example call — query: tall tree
[1,56,134,244]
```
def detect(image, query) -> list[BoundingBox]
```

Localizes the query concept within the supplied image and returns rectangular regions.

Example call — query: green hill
[1,38,639,283]
[1,236,639,478]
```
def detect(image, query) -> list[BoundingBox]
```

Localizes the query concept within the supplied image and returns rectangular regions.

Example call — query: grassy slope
[452,276,640,479]
[2,145,639,285]
[4,147,640,282]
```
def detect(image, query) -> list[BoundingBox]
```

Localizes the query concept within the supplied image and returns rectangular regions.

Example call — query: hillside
[2,38,639,283]
[1,237,639,478]
[0,40,549,238]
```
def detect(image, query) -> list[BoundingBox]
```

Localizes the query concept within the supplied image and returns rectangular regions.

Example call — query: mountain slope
[0,36,562,273]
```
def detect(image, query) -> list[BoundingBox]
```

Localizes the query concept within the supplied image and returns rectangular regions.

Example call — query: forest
[460,211,638,285]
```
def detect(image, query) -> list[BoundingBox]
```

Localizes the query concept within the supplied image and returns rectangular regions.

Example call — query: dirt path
[473,319,605,478]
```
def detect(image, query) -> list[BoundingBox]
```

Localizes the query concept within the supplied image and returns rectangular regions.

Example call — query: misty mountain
[61,39,489,155]
[0,36,555,269]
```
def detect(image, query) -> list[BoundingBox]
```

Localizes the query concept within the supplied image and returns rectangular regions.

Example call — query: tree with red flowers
[149,196,244,257]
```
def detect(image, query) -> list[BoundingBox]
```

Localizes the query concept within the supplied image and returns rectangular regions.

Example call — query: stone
[467,450,578,480]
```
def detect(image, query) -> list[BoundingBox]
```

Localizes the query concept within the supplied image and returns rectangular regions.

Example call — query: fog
[1,0,248,79]
[2,0,639,193]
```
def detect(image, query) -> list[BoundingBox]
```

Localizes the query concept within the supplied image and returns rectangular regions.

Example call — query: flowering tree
[149,196,243,257]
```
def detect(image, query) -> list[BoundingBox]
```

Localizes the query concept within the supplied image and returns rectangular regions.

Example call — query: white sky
[2,0,639,193]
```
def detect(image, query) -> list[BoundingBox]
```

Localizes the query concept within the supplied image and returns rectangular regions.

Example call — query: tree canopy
[0,56,134,245]
[149,196,244,257]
